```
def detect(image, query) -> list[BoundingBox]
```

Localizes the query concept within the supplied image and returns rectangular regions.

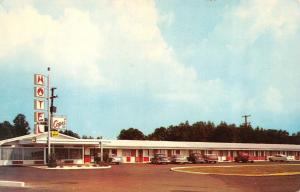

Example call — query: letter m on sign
[34,74,45,86]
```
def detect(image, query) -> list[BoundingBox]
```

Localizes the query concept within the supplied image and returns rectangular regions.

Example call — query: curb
[0,180,25,187]
[170,164,300,177]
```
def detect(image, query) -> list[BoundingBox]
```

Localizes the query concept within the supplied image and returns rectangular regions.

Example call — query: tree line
[118,121,300,144]
[1,114,299,144]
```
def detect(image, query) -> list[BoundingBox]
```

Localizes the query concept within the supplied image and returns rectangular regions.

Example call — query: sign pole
[47,67,51,162]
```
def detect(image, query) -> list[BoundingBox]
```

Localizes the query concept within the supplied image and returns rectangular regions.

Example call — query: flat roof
[101,140,300,151]
[1,133,299,151]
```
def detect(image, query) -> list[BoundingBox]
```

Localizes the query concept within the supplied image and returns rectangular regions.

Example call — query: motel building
[0,132,300,166]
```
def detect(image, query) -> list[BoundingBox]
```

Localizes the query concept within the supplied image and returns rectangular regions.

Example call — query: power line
[242,115,251,127]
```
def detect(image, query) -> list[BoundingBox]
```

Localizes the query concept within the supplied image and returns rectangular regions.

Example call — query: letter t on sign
[34,100,45,110]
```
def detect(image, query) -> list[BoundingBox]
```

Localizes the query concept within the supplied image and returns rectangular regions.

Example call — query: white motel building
[0,132,300,166]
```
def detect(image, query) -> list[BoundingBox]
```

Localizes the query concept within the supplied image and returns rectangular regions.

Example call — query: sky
[0,0,300,139]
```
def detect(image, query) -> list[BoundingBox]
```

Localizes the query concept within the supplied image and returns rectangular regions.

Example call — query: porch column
[82,146,84,164]
[44,147,47,164]
[100,142,103,162]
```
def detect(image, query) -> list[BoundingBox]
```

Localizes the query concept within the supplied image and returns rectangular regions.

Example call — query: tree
[146,127,167,140]
[13,114,30,136]
[118,128,145,140]
[59,130,80,139]
[0,121,13,140]
[190,121,215,141]
[210,122,235,142]
[238,124,255,143]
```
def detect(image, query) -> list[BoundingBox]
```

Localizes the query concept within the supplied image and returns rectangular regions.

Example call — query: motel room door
[137,149,143,163]
[167,150,172,157]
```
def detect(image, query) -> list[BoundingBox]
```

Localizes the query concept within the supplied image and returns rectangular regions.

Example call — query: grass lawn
[175,164,300,176]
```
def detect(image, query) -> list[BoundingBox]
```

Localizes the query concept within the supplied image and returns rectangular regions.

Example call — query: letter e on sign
[34,74,45,86]
[34,112,45,122]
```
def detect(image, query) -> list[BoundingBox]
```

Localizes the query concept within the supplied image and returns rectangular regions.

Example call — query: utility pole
[47,67,58,163]
[242,115,251,127]
[47,67,51,162]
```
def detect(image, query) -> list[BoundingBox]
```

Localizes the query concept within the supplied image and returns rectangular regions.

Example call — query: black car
[188,153,205,163]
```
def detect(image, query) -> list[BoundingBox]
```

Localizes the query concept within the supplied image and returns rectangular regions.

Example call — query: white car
[109,155,122,164]
[170,155,189,164]
[268,154,288,162]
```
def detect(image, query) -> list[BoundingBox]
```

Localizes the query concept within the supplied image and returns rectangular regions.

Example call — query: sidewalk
[32,164,111,170]
[0,180,25,187]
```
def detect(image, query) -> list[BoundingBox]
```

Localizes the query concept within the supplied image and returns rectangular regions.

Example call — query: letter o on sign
[35,87,45,98]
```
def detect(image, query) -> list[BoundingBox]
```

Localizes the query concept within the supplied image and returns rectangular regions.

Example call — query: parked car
[204,154,218,163]
[234,152,254,163]
[269,154,288,162]
[170,155,189,164]
[150,153,170,164]
[108,155,123,164]
[188,153,205,164]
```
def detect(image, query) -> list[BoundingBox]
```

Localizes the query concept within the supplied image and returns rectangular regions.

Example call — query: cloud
[0,0,228,106]
[207,0,299,61]
[1,0,299,116]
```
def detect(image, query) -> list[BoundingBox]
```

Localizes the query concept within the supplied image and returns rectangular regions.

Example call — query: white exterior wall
[116,149,122,157]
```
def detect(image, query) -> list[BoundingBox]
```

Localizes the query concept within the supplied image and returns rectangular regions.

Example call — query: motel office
[0,132,300,166]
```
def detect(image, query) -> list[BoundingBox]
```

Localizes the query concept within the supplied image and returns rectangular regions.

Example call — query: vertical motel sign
[34,74,46,134]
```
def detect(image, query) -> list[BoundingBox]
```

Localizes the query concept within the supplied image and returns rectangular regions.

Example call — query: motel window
[12,148,22,160]
[143,150,149,157]
[54,148,82,160]
[149,150,154,156]
[55,148,68,160]
[122,149,131,156]
[175,150,180,155]
[1,148,22,160]
[69,148,82,159]
[1,148,44,160]
[23,148,44,160]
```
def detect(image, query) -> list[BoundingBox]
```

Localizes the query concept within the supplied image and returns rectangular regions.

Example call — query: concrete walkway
[0,180,25,187]
[32,165,111,170]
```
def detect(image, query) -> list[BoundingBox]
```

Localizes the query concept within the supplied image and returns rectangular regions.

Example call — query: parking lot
[0,162,300,192]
